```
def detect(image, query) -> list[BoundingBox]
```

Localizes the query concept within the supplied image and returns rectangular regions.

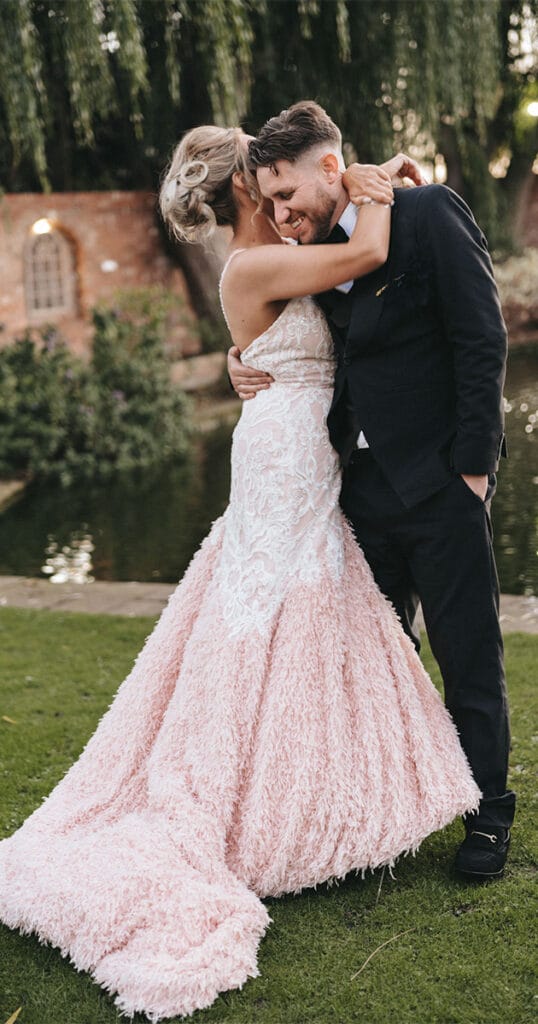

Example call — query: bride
[0,125,480,1022]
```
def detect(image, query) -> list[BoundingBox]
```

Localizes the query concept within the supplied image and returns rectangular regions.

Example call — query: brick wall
[0,191,200,358]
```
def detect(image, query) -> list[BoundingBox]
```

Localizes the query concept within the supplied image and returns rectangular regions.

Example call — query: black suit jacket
[317,185,508,508]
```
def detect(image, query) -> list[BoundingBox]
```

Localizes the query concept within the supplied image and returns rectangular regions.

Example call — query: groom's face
[256,152,342,245]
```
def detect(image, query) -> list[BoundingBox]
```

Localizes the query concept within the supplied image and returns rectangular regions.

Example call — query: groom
[228,101,516,880]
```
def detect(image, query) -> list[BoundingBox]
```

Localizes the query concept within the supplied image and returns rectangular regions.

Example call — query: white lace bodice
[238,295,336,386]
[218,248,336,386]
[214,254,342,638]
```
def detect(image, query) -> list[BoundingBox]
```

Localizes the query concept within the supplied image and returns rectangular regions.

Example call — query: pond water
[0,349,536,595]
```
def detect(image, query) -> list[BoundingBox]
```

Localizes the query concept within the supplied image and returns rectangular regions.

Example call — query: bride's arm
[233,202,391,303]
[235,151,426,303]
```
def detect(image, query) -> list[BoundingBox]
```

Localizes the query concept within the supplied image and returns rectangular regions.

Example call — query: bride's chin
[298,223,315,244]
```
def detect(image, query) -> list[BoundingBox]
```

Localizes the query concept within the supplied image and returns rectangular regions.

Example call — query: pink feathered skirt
[0,514,480,1020]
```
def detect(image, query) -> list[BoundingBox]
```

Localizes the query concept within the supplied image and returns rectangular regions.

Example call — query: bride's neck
[231,206,283,251]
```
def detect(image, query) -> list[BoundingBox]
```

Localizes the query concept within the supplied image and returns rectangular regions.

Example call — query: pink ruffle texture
[0,293,481,1020]
[0,520,480,1021]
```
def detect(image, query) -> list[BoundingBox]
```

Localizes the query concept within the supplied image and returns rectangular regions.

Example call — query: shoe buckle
[471,830,497,844]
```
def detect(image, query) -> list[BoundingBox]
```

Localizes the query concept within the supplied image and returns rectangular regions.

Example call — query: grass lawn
[0,606,536,1024]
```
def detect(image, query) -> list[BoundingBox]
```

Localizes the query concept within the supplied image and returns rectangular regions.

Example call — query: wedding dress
[0,262,480,1021]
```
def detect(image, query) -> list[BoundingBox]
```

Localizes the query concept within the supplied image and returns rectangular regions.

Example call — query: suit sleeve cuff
[450,434,507,475]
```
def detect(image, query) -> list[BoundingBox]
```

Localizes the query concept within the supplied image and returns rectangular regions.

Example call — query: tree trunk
[439,123,466,198]
[503,163,537,250]
[158,221,230,347]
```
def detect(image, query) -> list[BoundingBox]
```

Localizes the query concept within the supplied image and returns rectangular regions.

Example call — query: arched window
[25,226,76,318]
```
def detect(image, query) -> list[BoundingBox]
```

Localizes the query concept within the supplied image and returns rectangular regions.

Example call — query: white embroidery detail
[219,261,343,638]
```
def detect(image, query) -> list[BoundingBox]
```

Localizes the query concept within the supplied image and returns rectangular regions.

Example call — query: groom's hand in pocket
[227,346,274,400]
[460,473,488,500]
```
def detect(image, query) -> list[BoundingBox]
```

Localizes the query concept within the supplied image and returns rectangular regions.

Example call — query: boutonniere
[376,273,406,298]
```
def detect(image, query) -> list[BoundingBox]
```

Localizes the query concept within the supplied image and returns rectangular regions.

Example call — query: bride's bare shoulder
[220,244,279,302]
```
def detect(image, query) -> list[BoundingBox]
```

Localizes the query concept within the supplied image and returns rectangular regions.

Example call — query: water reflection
[0,430,232,586]
[492,349,537,595]
[0,351,536,595]
[41,532,95,584]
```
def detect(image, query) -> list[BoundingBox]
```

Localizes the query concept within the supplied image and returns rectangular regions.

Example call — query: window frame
[24,226,77,320]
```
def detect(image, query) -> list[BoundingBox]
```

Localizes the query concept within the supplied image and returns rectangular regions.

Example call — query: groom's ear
[319,153,340,183]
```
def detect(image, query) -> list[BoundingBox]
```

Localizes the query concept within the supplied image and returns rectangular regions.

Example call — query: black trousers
[340,449,516,830]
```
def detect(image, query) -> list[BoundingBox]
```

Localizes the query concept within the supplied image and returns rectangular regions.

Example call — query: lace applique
[217,276,343,638]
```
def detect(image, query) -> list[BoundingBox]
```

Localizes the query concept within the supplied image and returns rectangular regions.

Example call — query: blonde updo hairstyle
[159,126,259,244]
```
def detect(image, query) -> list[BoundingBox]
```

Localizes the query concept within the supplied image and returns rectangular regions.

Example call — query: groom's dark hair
[248,101,342,171]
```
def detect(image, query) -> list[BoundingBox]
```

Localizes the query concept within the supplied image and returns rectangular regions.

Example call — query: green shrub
[0,330,87,483]
[0,300,192,487]
[88,303,191,476]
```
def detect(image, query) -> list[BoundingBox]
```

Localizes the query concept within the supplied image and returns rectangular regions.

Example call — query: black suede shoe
[455,826,511,880]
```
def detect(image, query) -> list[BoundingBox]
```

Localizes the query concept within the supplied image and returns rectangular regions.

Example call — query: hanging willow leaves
[0,0,536,247]
[104,0,148,138]
[162,0,183,106]
[61,0,117,145]
[335,0,351,64]
[0,0,48,188]
[188,0,255,125]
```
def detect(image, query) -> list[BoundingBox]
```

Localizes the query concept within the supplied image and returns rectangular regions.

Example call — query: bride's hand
[343,153,428,206]
[342,163,394,206]
[379,152,428,187]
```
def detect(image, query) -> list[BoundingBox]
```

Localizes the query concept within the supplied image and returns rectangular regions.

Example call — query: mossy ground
[0,608,536,1024]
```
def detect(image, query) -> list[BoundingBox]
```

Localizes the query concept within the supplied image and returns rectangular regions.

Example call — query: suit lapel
[346,198,401,351]
[315,287,352,331]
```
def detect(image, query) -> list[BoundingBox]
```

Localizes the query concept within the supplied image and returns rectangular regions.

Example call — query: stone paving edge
[0,575,536,634]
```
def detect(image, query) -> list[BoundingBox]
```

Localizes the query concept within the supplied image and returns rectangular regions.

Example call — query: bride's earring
[249,190,258,201]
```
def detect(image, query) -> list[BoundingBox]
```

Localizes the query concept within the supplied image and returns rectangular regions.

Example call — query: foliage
[493,248,538,341]
[245,0,538,249]
[0,614,536,1024]
[108,285,225,356]
[0,0,256,192]
[0,0,148,191]
[248,1,503,162]
[87,301,191,473]
[0,330,87,482]
[0,298,191,487]
[495,247,538,306]
[0,1,536,248]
